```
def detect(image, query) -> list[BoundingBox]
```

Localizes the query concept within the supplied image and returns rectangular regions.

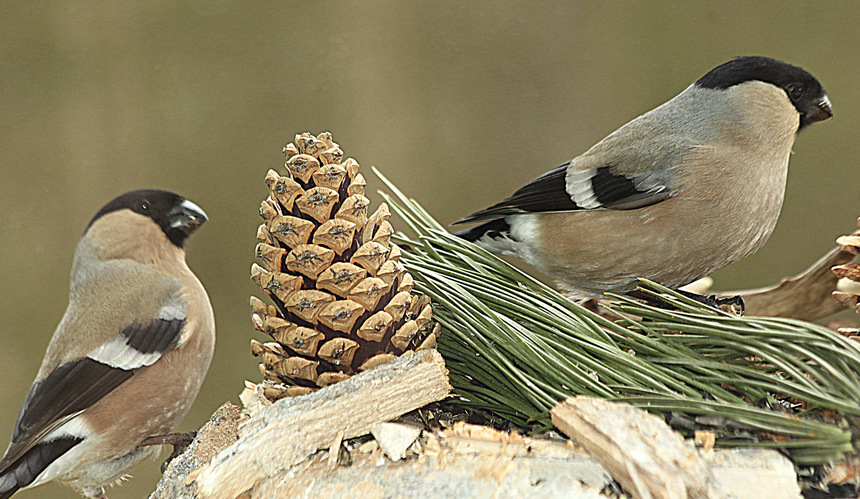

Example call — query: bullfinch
[454,56,832,299]
[0,190,215,498]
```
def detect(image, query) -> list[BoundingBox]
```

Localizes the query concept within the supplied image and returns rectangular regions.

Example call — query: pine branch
[375,167,859,465]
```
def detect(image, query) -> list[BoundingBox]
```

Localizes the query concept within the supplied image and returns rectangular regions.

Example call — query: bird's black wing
[455,161,672,224]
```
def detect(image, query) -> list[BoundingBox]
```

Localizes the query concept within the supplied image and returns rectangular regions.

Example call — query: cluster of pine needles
[375,168,860,466]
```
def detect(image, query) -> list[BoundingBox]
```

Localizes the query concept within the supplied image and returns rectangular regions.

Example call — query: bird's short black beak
[169,199,208,235]
[811,95,833,122]
[800,95,832,130]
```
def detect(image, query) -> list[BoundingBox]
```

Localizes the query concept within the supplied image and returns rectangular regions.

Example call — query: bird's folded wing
[455,160,673,224]
[0,310,185,471]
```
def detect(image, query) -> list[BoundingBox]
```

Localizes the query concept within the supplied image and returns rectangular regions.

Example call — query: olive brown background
[1,2,858,497]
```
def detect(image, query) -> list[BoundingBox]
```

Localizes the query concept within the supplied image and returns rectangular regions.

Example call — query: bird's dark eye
[141,201,150,211]
[786,83,805,101]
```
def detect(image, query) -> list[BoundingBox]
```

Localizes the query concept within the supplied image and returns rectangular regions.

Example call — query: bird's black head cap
[696,56,831,129]
[87,189,208,248]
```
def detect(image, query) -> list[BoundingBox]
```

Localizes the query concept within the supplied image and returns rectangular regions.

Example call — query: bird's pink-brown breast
[78,263,215,462]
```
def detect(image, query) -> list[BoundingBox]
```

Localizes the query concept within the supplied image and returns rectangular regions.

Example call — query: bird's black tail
[451,218,511,243]
[0,437,82,498]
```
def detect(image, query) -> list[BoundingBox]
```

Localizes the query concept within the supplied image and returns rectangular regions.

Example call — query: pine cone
[249,132,438,400]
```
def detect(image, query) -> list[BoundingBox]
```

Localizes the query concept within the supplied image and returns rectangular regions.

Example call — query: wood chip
[695,430,716,452]
[370,423,422,462]
[446,421,525,443]
[195,350,450,498]
[551,396,726,499]
[327,430,345,470]
[240,381,274,416]
[706,448,800,498]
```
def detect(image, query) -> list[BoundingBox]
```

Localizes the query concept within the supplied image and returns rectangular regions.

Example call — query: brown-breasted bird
[0,190,215,498]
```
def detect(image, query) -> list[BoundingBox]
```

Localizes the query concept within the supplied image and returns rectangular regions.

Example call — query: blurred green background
[1,2,858,497]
